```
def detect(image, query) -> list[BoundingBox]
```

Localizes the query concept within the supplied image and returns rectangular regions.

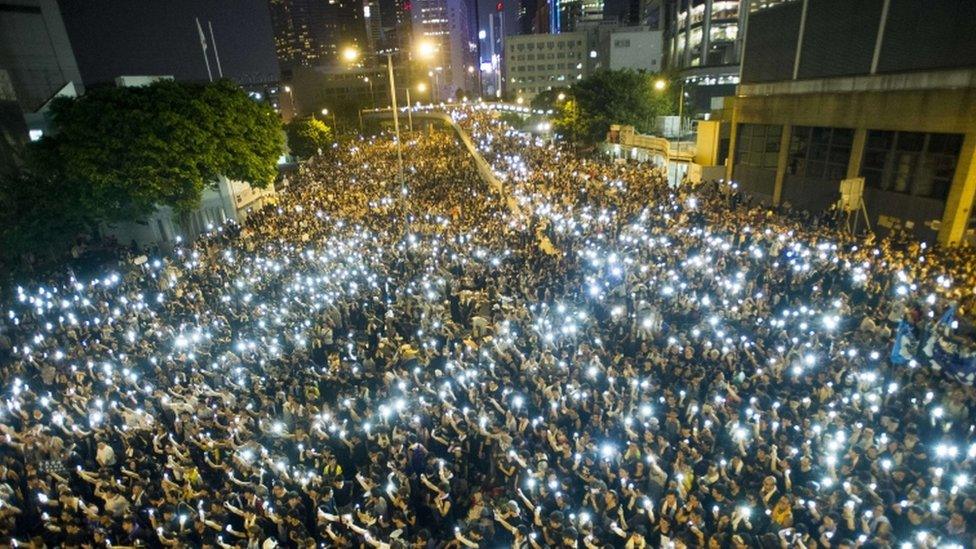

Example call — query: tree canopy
[0,79,283,272]
[285,117,334,159]
[554,70,674,144]
[42,79,283,222]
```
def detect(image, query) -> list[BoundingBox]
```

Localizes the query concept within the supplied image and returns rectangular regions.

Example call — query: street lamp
[342,42,435,199]
[282,85,295,118]
[653,78,685,140]
[653,77,689,183]
[320,108,337,128]
[417,82,428,93]
[342,46,360,63]
[557,92,566,101]
[363,76,375,108]
[417,40,437,60]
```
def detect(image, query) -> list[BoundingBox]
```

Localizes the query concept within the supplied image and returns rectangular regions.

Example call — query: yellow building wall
[694,120,721,167]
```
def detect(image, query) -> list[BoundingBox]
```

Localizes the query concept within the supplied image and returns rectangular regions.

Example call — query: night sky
[57,0,281,86]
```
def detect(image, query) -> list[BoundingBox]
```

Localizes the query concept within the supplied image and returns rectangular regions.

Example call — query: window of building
[735,124,782,169]
[710,23,737,43]
[861,130,962,200]
[787,126,853,180]
[614,39,631,48]
[711,0,739,21]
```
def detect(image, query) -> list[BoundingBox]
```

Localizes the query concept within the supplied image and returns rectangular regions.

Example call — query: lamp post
[363,76,376,109]
[320,108,337,130]
[385,52,405,192]
[343,43,435,195]
[427,70,442,103]
[655,77,688,183]
[405,86,413,132]
[283,85,295,119]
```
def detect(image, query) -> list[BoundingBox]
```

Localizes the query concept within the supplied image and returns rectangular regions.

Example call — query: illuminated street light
[417,82,428,93]
[416,40,437,59]
[557,92,566,101]
[654,79,667,91]
[342,46,360,63]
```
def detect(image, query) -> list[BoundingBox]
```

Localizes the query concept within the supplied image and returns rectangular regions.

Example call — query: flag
[890,320,913,365]
[930,336,976,385]
[923,303,976,385]
[939,304,957,327]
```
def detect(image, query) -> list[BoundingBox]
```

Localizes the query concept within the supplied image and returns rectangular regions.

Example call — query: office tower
[268,0,367,69]
[411,0,478,99]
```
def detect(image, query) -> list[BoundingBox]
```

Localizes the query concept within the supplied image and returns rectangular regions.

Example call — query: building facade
[376,0,413,56]
[607,26,662,71]
[411,0,478,100]
[709,0,976,245]
[483,9,507,97]
[504,32,588,99]
[0,0,83,112]
[268,0,366,70]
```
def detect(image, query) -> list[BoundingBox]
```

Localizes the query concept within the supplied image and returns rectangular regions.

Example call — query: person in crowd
[0,107,973,548]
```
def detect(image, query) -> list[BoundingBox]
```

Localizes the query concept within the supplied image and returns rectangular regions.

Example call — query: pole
[387,53,404,190]
[677,80,685,181]
[368,79,376,108]
[406,87,413,132]
[195,18,213,82]
[208,21,224,78]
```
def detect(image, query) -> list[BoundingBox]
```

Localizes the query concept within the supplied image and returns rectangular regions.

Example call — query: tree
[0,165,92,271]
[41,79,283,223]
[555,70,674,144]
[530,87,570,112]
[285,117,333,159]
[553,98,586,143]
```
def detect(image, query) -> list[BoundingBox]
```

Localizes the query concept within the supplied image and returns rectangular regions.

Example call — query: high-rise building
[411,0,478,100]
[661,0,776,115]
[0,0,83,112]
[377,0,413,55]
[482,7,506,96]
[607,26,662,71]
[364,0,382,57]
[704,0,976,245]
[639,0,663,28]
[539,0,603,33]
[268,0,367,70]
[504,31,587,99]
[515,0,534,34]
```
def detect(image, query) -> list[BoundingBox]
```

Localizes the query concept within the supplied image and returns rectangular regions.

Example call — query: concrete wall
[723,74,976,243]
[780,173,839,213]
[102,177,276,250]
[608,28,662,72]
[732,165,776,204]
[729,85,976,135]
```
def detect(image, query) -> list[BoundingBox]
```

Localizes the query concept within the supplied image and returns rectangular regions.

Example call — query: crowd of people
[0,106,974,548]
